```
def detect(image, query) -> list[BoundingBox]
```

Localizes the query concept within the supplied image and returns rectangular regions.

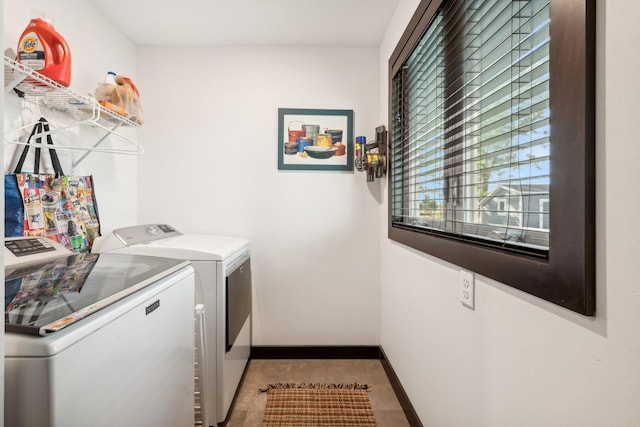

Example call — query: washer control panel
[4,237,72,267]
[112,224,183,246]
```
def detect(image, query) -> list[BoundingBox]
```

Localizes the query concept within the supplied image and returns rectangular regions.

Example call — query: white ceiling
[89,0,400,47]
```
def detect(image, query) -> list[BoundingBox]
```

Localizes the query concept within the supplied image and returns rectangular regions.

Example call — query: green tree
[420,196,438,217]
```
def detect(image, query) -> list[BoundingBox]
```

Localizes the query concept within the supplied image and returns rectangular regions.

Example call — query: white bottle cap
[105,71,117,85]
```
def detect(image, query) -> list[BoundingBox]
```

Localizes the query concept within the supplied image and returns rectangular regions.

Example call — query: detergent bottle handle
[53,42,65,64]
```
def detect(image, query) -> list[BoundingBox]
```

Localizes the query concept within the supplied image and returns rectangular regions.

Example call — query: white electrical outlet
[460,269,475,309]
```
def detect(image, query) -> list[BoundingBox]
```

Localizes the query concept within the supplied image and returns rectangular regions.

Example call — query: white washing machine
[92,224,251,427]
[4,236,196,427]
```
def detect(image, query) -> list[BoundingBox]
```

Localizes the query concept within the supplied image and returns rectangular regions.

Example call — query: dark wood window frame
[388,0,596,315]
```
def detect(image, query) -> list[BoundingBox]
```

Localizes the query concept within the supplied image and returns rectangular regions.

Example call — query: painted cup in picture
[325,129,343,144]
[284,142,298,155]
[315,134,333,147]
[302,124,320,140]
[288,129,305,143]
[297,137,313,153]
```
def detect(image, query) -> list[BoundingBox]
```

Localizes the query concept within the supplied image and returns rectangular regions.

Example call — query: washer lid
[135,234,249,260]
[4,252,189,336]
[104,233,249,261]
[94,224,249,261]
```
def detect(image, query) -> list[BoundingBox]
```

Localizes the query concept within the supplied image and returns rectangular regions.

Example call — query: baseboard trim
[249,345,422,426]
[251,345,381,359]
[379,347,423,427]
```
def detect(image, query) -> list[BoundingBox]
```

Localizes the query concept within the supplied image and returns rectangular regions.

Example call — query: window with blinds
[388,0,595,315]
[391,0,550,257]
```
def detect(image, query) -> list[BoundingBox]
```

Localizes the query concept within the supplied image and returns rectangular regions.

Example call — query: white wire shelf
[3,55,143,160]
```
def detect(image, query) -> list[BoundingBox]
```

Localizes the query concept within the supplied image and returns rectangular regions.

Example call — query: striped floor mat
[260,383,376,426]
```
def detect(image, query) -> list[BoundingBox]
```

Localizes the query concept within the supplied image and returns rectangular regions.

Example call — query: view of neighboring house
[478,183,549,242]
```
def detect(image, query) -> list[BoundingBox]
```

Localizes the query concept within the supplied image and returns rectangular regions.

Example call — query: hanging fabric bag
[4,117,101,252]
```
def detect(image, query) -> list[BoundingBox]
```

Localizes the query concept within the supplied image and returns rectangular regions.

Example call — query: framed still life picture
[277,108,354,171]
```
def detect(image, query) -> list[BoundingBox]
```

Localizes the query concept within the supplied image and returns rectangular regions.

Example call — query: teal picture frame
[278,108,354,171]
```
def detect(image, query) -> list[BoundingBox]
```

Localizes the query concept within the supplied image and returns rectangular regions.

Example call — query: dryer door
[225,257,251,352]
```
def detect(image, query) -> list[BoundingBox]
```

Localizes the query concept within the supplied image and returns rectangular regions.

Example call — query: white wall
[137,46,382,345]
[379,0,640,425]
[3,0,139,234]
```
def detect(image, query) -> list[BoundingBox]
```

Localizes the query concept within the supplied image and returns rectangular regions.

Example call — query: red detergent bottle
[17,18,71,87]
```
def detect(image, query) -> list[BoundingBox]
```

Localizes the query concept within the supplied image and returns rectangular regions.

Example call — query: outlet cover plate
[460,269,475,309]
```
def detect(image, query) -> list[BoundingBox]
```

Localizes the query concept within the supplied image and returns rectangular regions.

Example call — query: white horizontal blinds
[390,67,408,221]
[391,12,445,226]
[461,0,550,250]
[390,0,550,253]
[442,0,466,236]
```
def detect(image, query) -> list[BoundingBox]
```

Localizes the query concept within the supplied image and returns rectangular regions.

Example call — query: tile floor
[224,359,411,427]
